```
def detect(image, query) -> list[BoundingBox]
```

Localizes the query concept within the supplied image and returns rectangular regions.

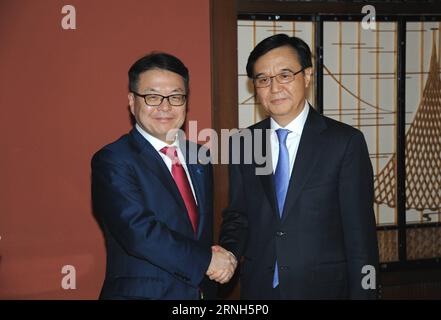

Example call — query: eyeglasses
[131,92,187,106]
[253,68,305,88]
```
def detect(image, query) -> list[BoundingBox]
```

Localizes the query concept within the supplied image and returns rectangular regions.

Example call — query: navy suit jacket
[220,105,379,299]
[92,128,216,299]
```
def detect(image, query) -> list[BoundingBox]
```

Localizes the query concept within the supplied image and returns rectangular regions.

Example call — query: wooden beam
[238,0,441,15]
[210,0,240,299]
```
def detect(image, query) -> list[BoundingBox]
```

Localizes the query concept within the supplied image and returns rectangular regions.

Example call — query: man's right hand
[206,245,237,284]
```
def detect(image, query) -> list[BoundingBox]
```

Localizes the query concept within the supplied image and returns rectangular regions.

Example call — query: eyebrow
[141,88,185,94]
[254,68,295,78]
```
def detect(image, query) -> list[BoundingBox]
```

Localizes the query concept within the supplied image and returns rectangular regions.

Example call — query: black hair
[246,34,312,78]
[128,52,189,92]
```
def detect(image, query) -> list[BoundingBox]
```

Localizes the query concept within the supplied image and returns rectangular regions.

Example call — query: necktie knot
[276,128,291,145]
[160,146,180,165]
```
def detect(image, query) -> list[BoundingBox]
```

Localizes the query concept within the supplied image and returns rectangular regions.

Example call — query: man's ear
[303,67,313,88]
[128,92,135,115]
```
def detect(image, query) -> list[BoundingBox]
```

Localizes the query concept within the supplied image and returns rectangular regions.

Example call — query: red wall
[0,0,211,299]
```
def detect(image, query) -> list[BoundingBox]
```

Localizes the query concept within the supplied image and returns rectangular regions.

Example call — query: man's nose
[157,98,172,111]
[270,77,282,93]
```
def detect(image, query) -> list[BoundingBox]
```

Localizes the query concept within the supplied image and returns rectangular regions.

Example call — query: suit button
[280,266,290,270]
[276,231,286,237]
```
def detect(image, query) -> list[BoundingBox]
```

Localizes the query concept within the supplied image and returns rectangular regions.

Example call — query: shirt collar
[135,123,180,152]
[270,100,309,136]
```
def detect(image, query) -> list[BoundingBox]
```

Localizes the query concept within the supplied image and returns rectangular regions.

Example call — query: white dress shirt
[270,100,310,176]
[135,124,198,204]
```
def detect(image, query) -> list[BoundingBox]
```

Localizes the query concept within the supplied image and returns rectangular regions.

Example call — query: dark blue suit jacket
[92,128,215,299]
[220,106,379,299]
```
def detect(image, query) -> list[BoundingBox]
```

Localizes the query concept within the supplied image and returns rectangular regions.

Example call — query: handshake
[206,245,238,284]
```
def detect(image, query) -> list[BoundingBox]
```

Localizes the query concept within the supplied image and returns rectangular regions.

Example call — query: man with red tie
[91,52,236,299]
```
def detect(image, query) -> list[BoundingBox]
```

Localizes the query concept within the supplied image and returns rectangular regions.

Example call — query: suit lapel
[186,162,206,239]
[128,129,193,232]
[254,118,280,218]
[281,106,327,222]
[181,139,207,239]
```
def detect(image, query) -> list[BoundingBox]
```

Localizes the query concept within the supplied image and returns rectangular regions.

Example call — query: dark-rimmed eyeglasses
[253,68,305,88]
[131,92,187,106]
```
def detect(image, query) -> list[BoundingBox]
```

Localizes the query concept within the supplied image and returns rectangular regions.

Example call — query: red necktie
[160,146,199,234]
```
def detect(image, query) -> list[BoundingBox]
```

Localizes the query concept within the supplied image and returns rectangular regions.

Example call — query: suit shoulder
[248,117,270,130]
[321,114,364,140]
[317,113,370,158]
[91,133,132,165]
[224,118,269,142]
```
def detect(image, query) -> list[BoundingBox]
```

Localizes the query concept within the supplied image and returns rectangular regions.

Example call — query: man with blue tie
[220,34,379,299]
[92,52,236,299]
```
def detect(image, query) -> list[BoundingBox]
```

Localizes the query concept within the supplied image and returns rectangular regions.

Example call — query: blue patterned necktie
[273,128,291,288]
